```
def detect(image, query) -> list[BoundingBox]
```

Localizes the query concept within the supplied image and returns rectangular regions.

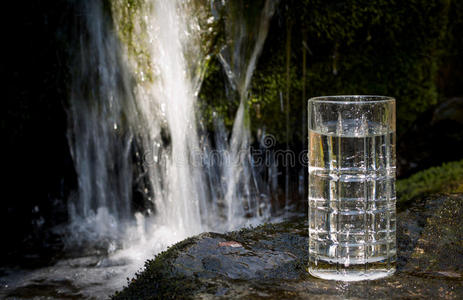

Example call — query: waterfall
[67,0,277,255]
[217,0,278,230]
[67,1,138,248]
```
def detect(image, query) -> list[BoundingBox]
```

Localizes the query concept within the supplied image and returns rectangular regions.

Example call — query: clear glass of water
[308,95,396,281]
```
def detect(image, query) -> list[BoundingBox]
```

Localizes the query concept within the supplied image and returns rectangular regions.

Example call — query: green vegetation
[110,0,220,85]
[110,0,153,83]
[397,160,463,204]
[200,0,460,143]
[107,0,463,146]
[108,0,462,144]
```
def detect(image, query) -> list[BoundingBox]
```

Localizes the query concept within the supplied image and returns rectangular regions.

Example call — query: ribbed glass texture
[308,95,396,281]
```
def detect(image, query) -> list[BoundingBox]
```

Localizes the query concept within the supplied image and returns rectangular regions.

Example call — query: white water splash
[63,0,278,294]
[0,1,282,298]
[218,0,278,230]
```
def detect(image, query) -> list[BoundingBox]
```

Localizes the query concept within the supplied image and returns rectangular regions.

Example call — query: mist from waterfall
[65,1,278,290]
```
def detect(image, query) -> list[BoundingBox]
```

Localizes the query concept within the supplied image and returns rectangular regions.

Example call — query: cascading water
[118,0,210,245]
[0,1,279,298]
[67,0,278,251]
[217,0,278,230]
[66,0,138,249]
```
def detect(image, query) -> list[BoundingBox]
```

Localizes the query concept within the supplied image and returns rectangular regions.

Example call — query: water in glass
[308,118,396,281]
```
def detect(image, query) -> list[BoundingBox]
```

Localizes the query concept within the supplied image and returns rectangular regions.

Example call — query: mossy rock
[113,193,463,299]
[397,160,463,205]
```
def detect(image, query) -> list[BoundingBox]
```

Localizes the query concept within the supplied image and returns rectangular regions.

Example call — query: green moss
[110,0,221,85]
[199,0,454,143]
[112,219,309,299]
[107,0,458,144]
[109,0,153,83]
[106,1,460,144]
[112,235,204,299]
[397,160,463,204]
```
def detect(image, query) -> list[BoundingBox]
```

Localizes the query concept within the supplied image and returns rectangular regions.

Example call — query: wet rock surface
[114,193,463,299]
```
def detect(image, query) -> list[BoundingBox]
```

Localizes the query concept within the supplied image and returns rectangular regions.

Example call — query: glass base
[309,260,396,281]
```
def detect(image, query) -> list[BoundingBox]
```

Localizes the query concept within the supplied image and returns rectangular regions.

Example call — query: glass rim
[308,95,395,104]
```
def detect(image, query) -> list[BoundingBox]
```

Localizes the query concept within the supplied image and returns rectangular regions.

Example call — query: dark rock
[397,98,463,178]
[432,97,463,125]
[114,193,463,299]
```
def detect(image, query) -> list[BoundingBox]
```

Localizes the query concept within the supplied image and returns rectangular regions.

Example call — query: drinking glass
[308,95,396,281]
